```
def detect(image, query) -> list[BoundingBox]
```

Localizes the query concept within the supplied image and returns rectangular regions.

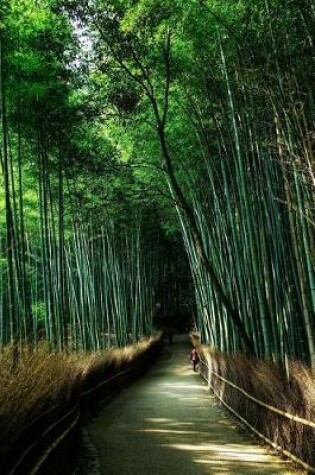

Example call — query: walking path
[79,336,298,474]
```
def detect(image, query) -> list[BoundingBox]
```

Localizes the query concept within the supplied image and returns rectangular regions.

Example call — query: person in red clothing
[190,345,200,371]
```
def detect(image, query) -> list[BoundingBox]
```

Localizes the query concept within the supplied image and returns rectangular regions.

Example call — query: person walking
[190,345,200,372]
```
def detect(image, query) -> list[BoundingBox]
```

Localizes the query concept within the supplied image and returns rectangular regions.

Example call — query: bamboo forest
[0,1,315,474]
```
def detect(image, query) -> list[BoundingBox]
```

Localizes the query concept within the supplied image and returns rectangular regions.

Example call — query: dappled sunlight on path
[79,336,298,474]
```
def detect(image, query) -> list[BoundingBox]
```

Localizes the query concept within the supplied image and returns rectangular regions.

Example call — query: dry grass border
[0,334,161,460]
[199,345,315,470]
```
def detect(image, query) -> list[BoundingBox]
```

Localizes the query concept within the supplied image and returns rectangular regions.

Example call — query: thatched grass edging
[0,334,163,475]
[199,347,315,473]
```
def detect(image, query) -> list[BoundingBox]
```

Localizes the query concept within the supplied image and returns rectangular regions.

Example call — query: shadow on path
[78,335,297,475]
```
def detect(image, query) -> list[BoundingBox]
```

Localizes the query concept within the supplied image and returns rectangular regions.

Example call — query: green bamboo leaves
[1,0,314,369]
[0,0,160,352]
[179,36,315,365]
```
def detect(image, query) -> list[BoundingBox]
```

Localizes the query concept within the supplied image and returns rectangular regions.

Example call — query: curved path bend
[79,336,298,475]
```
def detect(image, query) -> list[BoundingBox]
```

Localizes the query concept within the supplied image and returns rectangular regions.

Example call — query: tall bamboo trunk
[0,33,17,346]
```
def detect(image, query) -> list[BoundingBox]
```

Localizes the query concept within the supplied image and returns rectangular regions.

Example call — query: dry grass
[78,336,158,392]
[0,344,77,451]
[200,347,315,470]
[189,331,201,348]
[0,334,161,458]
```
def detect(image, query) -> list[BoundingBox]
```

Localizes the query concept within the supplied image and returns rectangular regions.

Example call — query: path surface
[79,336,298,475]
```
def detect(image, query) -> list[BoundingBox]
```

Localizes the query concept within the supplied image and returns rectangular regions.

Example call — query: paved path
[79,336,298,475]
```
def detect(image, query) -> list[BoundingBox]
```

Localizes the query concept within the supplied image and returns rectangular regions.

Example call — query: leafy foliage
[0,0,314,364]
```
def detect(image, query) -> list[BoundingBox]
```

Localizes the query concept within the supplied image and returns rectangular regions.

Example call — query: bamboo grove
[67,0,315,366]
[0,0,315,367]
[0,0,174,351]
[177,3,315,366]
